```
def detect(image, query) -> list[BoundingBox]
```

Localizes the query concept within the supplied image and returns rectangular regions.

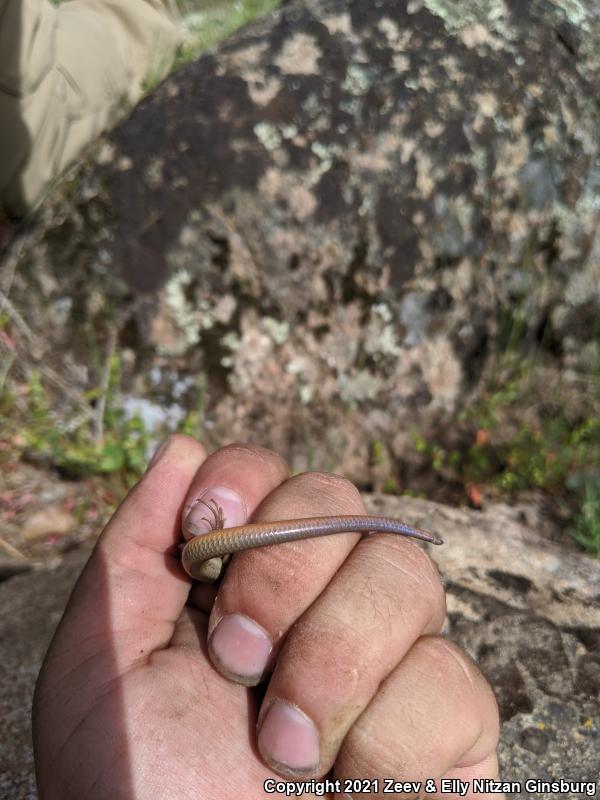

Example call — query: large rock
[0,497,598,797]
[0,545,92,800]
[3,0,600,480]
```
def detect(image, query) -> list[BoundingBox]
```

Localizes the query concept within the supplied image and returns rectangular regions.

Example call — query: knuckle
[367,537,446,630]
[234,538,321,603]
[167,432,195,447]
[284,615,362,685]
[288,471,363,506]
[337,727,408,783]
[219,441,274,461]
[218,442,289,474]
[414,636,474,687]
[163,432,207,457]
[414,635,468,672]
[414,636,500,738]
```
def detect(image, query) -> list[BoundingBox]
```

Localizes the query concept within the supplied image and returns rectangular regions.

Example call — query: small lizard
[181,498,443,582]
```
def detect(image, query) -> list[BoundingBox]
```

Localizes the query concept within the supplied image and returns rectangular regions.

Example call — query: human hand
[33,436,501,799]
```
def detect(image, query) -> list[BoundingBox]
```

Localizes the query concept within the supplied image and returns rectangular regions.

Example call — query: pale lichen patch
[476,92,499,118]
[274,33,321,75]
[254,121,282,151]
[459,22,503,50]
[117,155,133,172]
[213,294,237,325]
[95,142,116,166]
[422,0,512,40]
[323,13,352,36]
[338,369,384,406]
[259,166,317,219]
[144,157,165,189]
[150,292,188,356]
[342,63,371,95]
[258,167,284,201]
[492,126,530,195]
[162,267,201,352]
[400,138,417,164]
[472,92,500,133]
[565,271,600,306]
[378,17,401,45]
[543,124,560,148]
[353,149,391,172]
[412,336,463,411]
[393,54,410,74]
[222,42,269,72]
[425,119,445,138]
[560,0,591,31]
[247,75,281,106]
[287,185,317,221]
[440,55,466,85]
[442,89,461,112]
[262,317,290,345]
[415,151,435,196]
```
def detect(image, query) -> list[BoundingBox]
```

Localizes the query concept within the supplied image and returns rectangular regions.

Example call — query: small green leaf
[99,443,126,472]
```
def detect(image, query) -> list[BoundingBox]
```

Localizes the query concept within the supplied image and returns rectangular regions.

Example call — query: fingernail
[258,700,320,775]
[184,485,247,537]
[147,436,171,469]
[209,613,272,685]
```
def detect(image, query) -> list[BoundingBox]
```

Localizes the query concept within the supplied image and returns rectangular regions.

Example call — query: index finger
[48,434,206,669]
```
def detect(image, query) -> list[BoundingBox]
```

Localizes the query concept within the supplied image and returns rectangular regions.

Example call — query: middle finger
[207,471,368,684]
[256,526,446,777]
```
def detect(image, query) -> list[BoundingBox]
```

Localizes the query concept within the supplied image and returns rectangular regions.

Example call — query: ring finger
[336,636,501,799]
[254,528,446,777]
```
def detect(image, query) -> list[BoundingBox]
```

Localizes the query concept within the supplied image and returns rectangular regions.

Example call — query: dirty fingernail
[184,485,247,537]
[258,700,320,775]
[209,613,272,685]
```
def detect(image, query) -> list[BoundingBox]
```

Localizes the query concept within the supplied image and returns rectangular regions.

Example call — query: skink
[181,498,443,583]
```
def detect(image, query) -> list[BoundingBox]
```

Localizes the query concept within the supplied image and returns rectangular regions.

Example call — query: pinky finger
[335,636,502,800]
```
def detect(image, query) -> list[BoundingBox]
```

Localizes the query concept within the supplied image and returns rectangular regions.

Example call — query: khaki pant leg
[0,0,183,218]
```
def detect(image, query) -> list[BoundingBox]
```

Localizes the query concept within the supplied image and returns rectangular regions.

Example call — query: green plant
[411,431,462,475]
[494,415,600,494]
[175,0,281,67]
[369,440,399,494]
[382,476,399,494]
[410,352,600,554]
[0,356,208,485]
[459,366,525,431]
[371,439,386,466]
[6,368,149,482]
[178,374,207,441]
[570,477,600,556]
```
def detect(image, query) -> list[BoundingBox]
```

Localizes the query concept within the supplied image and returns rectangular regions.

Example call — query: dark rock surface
[0,546,91,800]
[1,499,598,798]
[3,0,600,481]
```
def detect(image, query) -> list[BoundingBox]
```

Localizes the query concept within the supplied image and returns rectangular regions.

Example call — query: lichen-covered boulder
[4,0,600,477]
